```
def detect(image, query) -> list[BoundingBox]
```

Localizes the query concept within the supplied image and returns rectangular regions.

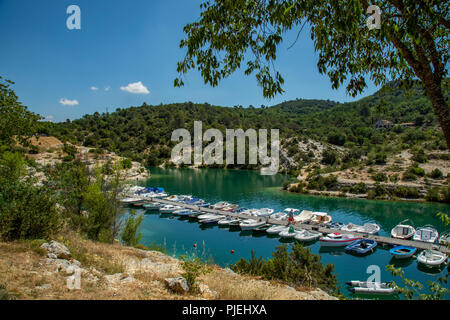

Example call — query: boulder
[164,277,189,294]
[41,240,71,260]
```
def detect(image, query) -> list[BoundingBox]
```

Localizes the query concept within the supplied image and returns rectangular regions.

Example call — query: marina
[126,167,450,299]
[127,196,450,254]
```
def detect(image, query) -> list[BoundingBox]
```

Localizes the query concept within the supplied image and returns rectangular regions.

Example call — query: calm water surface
[129,167,449,299]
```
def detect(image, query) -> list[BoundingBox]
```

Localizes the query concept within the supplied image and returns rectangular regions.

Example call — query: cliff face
[0,233,336,300]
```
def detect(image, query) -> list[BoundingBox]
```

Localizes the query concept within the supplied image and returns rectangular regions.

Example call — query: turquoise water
[131,167,449,299]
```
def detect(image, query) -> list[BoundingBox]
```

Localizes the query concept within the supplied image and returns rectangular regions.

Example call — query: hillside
[0,232,334,300]
[39,80,449,202]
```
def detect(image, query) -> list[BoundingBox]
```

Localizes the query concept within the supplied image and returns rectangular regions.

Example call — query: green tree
[175,0,450,149]
[120,210,144,246]
[0,77,41,147]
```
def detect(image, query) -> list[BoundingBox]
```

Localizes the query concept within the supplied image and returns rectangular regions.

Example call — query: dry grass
[0,233,334,300]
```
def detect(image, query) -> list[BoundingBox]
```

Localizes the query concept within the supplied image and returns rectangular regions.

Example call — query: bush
[0,180,61,241]
[393,186,419,199]
[372,172,388,182]
[231,244,339,294]
[402,171,417,181]
[425,188,441,202]
[180,256,212,293]
[429,168,443,180]
[122,158,132,169]
[120,211,144,246]
[321,149,338,165]
[349,182,367,194]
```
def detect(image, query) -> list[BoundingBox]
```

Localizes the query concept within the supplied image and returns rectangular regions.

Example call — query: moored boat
[319,233,360,247]
[346,281,397,295]
[294,210,314,223]
[279,226,297,238]
[310,212,332,225]
[417,249,448,267]
[391,220,415,239]
[159,204,182,213]
[345,239,377,255]
[389,245,417,259]
[266,225,288,235]
[413,225,439,243]
[143,202,162,210]
[294,229,322,242]
[218,216,241,226]
[239,219,266,231]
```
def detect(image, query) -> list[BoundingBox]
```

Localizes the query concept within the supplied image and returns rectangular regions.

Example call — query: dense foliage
[41,80,448,170]
[231,243,339,295]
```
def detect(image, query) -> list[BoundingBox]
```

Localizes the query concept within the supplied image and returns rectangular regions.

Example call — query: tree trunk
[423,78,450,150]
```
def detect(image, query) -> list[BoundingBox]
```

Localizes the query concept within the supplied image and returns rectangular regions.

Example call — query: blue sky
[0,0,379,122]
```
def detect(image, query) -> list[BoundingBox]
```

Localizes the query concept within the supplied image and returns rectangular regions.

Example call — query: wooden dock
[142,197,450,254]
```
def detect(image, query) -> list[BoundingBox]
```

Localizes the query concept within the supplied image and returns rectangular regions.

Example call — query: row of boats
[120,187,449,272]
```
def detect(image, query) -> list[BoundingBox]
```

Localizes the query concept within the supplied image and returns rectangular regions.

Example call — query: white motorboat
[319,233,360,247]
[197,213,220,220]
[173,208,195,215]
[239,219,266,231]
[120,197,142,204]
[241,208,261,216]
[270,212,288,221]
[159,205,182,213]
[346,281,397,295]
[341,222,380,235]
[417,249,448,267]
[258,208,275,217]
[279,226,298,238]
[294,210,314,223]
[294,229,322,242]
[412,225,439,243]
[218,216,241,226]
[361,223,380,235]
[211,201,231,210]
[266,225,289,235]
[310,212,332,225]
[391,220,415,239]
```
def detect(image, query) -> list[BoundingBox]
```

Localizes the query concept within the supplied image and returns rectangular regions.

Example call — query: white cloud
[59,98,79,106]
[104,86,111,92]
[90,86,99,91]
[43,115,54,122]
[120,81,149,94]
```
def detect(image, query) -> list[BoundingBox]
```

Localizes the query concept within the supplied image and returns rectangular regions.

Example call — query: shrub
[429,168,443,180]
[393,186,419,199]
[349,182,367,194]
[231,244,339,295]
[120,211,144,247]
[122,158,132,169]
[372,172,388,182]
[180,256,212,293]
[402,171,417,181]
[425,188,441,202]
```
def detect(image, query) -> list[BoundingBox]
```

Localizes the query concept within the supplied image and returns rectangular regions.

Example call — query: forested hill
[41,79,449,165]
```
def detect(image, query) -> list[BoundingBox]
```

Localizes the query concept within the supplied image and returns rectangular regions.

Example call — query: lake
[129,167,449,299]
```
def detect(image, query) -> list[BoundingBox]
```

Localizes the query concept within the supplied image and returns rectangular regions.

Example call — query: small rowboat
[346,281,397,295]
[413,225,439,243]
[177,210,197,217]
[391,220,415,239]
[341,222,380,235]
[253,224,271,233]
[389,245,417,259]
[266,225,288,235]
[279,226,297,238]
[294,229,322,242]
[200,215,222,225]
[319,233,360,247]
[417,249,448,267]
[345,239,377,255]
